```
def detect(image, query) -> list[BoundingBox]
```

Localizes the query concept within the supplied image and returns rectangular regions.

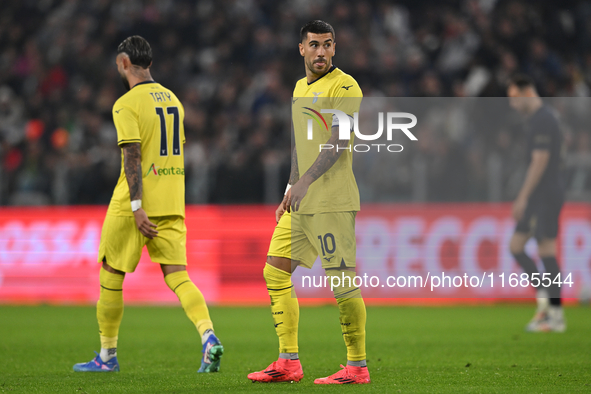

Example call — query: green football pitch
[1,304,590,393]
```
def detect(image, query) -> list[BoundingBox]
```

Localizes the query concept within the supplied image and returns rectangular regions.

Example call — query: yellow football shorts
[98,214,187,273]
[267,211,357,269]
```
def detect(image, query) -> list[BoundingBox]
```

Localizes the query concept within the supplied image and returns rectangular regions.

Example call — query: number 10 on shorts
[317,233,336,256]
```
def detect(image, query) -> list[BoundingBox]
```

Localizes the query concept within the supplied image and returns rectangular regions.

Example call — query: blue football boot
[198,334,224,373]
[73,351,120,372]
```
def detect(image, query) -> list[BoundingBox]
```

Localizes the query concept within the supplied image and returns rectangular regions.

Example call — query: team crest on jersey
[312,92,323,103]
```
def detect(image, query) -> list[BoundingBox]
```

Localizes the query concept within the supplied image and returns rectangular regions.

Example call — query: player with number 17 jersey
[75,35,222,375]
[108,81,186,218]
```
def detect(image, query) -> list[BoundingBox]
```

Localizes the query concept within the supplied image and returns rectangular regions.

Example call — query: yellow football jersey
[108,81,186,218]
[292,66,363,214]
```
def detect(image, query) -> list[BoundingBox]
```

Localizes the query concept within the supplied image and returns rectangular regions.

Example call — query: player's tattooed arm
[122,142,158,239]
[303,126,347,182]
[122,143,142,200]
[288,125,347,212]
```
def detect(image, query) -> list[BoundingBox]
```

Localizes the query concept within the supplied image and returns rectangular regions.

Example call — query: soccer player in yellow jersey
[248,21,370,384]
[73,36,223,373]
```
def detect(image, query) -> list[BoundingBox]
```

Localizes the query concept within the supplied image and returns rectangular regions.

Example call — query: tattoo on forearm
[304,127,348,182]
[123,143,142,201]
[290,146,300,184]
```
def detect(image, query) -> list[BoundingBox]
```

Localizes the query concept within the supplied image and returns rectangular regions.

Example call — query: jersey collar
[307,65,336,85]
[132,80,158,89]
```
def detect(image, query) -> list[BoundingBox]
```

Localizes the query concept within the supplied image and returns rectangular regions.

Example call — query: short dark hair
[509,74,535,90]
[300,20,335,43]
[117,36,152,69]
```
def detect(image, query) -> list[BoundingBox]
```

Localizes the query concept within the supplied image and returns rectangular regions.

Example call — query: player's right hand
[133,208,159,239]
[276,189,290,223]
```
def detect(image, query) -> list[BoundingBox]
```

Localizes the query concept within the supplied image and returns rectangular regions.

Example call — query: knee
[160,264,186,278]
[102,260,125,276]
[266,255,279,268]
[509,236,526,256]
[326,269,361,299]
[509,246,523,257]
[265,256,293,277]
[538,239,557,257]
[163,269,191,293]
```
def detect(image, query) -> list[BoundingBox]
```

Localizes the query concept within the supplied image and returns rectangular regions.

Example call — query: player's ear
[119,56,127,69]
[333,41,336,55]
[298,42,305,57]
[120,54,131,70]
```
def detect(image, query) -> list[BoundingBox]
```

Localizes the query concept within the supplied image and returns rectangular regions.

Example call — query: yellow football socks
[327,269,367,361]
[164,270,213,336]
[97,267,124,350]
[263,263,299,354]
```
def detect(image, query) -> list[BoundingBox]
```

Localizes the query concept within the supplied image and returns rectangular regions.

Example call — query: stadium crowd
[1,0,591,205]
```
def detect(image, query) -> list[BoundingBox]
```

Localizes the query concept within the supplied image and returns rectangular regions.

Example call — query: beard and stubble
[306,56,330,78]
[120,72,131,91]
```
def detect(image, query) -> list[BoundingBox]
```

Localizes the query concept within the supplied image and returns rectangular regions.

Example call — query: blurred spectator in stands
[0,0,589,204]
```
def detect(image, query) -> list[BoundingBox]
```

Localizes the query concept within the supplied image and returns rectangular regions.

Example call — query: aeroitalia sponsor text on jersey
[145,163,185,176]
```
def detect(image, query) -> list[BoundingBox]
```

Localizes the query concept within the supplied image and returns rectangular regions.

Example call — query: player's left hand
[288,179,310,213]
[512,196,527,221]
[133,208,159,239]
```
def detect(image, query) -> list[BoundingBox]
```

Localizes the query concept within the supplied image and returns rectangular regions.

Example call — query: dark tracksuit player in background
[507,74,566,332]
